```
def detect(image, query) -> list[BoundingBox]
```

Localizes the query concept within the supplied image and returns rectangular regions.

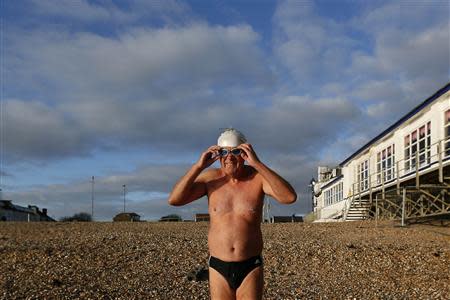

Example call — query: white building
[0,200,55,222]
[313,83,450,222]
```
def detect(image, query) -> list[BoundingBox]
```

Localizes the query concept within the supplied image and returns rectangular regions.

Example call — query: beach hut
[159,214,182,222]
[113,212,140,222]
[195,213,210,222]
[271,215,303,223]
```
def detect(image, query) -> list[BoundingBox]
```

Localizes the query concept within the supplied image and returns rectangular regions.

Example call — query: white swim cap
[217,128,247,147]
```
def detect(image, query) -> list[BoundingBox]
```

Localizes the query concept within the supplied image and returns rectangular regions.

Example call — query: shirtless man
[168,129,297,300]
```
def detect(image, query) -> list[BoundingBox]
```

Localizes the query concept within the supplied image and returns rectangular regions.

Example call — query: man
[168,128,297,300]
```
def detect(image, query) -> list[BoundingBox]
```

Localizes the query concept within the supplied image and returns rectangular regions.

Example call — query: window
[377,145,395,184]
[324,182,343,206]
[445,110,450,156]
[357,160,369,192]
[404,122,431,172]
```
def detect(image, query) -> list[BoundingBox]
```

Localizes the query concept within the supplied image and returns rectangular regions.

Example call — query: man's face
[219,147,244,175]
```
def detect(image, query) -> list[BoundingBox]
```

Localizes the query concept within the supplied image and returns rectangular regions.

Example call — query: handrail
[352,137,448,196]
[342,193,355,221]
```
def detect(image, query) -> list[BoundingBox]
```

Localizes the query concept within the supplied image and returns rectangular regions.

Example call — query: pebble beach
[0,220,449,299]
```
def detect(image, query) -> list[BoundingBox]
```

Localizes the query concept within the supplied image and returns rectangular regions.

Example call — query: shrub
[60,212,92,222]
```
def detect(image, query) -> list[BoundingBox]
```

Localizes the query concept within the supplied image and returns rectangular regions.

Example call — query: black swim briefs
[208,255,263,290]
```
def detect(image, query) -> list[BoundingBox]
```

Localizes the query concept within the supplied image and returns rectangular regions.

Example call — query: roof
[195,213,210,217]
[320,175,344,190]
[340,82,450,166]
[0,200,37,214]
[0,200,55,221]
[115,212,140,217]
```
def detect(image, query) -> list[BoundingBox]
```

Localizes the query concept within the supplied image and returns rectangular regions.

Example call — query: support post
[415,151,419,188]
[375,194,378,228]
[123,184,126,213]
[352,183,355,207]
[91,176,95,220]
[396,161,400,195]
[438,143,443,183]
[401,188,406,227]
[358,184,362,206]
[420,194,424,217]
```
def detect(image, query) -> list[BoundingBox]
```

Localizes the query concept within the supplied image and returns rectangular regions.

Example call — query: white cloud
[29,0,191,25]
[351,24,449,83]
[3,99,90,162]
[272,0,357,85]
[352,80,405,102]
[359,1,447,34]
[6,24,272,100]
[3,22,278,161]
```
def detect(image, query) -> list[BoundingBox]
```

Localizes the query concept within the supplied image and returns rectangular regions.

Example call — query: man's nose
[224,154,235,160]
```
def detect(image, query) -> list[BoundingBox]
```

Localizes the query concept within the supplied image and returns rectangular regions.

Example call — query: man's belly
[208,213,263,262]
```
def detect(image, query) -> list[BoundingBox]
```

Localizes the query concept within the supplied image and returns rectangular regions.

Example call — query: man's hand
[239,143,297,204]
[238,143,261,167]
[196,145,221,170]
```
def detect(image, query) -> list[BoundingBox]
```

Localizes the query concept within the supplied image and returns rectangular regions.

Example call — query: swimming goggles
[219,148,242,157]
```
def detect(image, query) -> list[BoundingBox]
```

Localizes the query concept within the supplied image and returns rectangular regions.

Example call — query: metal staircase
[344,198,371,221]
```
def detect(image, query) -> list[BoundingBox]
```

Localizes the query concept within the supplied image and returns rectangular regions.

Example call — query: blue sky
[1,0,449,221]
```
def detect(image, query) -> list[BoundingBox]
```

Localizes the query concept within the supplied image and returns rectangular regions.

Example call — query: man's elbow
[168,196,182,206]
[283,192,297,204]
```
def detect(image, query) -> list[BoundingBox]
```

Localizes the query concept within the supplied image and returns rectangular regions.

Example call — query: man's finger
[239,144,254,155]
[238,146,250,155]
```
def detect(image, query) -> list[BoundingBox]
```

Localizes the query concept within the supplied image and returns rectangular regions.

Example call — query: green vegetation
[60,212,92,222]
[303,212,317,223]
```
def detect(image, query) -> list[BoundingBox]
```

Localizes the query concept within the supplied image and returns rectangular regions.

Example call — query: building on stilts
[312,82,450,223]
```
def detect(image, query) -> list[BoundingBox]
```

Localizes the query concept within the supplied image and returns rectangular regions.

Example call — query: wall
[0,209,41,221]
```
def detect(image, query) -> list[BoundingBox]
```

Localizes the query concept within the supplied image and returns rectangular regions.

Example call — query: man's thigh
[209,267,236,300]
[236,266,264,300]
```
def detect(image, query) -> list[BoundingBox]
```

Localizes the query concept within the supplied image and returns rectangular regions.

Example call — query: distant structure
[159,214,182,222]
[0,200,55,222]
[195,213,210,222]
[262,197,272,222]
[271,215,303,223]
[312,82,450,222]
[113,212,140,222]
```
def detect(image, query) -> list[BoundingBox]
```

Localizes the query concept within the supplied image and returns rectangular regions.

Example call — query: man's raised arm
[168,146,219,206]
[239,143,297,204]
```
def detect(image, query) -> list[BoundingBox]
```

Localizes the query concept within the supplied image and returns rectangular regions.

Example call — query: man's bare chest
[206,179,264,214]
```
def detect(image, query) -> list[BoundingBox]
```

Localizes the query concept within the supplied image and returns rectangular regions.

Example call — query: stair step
[349,206,370,209]
[346,217,366,220]
[347,213,367,216]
